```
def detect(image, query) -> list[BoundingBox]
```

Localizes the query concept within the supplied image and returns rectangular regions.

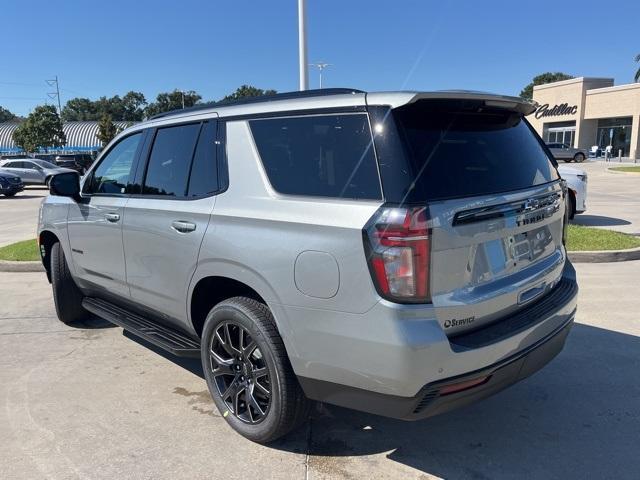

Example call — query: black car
[0,169,25,196]
[53,154,95,174]
[33,153,95,174]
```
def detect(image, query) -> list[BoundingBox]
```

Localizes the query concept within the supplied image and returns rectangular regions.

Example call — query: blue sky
[1,0,639,116]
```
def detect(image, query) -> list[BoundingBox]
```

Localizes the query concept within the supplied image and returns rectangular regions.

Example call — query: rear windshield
[392,100,559,201]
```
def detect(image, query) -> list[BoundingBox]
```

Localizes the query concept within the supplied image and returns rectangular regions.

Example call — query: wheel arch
[190,275,271,337]
[38,230,60,283]
[567,189,577,219]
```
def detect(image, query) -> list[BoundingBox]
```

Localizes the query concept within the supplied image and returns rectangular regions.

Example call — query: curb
[0,260,44,272]
[568,246,640,263]
[607,168,640,175]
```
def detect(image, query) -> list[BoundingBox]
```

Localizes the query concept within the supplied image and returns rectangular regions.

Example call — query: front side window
[87,132,142,194]
[143,123,201,197]
[249,113,381,200]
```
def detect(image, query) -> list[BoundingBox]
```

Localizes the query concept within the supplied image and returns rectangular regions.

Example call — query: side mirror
[49,172,81,201]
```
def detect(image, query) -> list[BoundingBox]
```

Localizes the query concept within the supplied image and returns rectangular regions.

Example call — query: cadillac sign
[535,103,578,119]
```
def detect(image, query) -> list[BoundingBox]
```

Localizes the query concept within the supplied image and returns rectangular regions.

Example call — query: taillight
[363,206,431,303]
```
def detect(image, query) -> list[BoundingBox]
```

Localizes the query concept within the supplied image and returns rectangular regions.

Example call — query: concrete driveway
[1,261,638,480]
[569,160,640,235]
[0,187,47,247]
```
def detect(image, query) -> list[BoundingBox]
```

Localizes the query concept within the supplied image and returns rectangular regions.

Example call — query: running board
[82,297,201,357]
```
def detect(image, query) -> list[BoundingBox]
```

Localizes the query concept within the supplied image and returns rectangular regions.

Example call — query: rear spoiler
[366,90,538,116]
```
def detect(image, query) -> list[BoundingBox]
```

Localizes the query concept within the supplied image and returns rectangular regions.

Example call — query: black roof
[148,88,365,120]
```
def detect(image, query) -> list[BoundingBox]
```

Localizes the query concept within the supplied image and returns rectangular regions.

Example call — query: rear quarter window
[249,113,381,200]
[143,123,201,197]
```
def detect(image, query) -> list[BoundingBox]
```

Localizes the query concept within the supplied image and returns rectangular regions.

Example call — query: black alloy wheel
[209,321,271,424]
[201,297,311,443]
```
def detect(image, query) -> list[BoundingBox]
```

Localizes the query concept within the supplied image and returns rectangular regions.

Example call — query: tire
[574,153,585,163]
[51,242,90,324]
[4,192,16,197]
[201,296,310,443]
[568,192,576,220]
[563,158,573,163]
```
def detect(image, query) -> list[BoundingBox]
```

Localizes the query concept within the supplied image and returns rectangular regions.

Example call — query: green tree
[12,105,66,152]
[61,97,97,121]
[222,84,277,101]
[61,91,147,121]
[95,114,120,146]
[144,90,202,117]
[121,91,147,121]
[0,106,17,122]
[520,72,574,100]
[635,54,640,82]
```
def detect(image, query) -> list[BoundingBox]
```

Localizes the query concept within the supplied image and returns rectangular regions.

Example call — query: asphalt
[1,261,639,480]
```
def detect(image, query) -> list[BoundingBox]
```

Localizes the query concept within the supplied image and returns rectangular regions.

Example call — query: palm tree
[636,53,640,82]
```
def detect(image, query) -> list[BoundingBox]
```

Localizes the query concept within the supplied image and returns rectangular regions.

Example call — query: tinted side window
[87,132,142,194]
[143,123,201,197]
[187,121,218,197]
[249,114,381,200]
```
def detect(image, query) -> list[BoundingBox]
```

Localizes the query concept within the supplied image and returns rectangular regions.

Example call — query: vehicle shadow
[1,195,46,200]
[124,330,204,376]
[68,314,117,329]
[572,215,631,227]
[123,323,640,479]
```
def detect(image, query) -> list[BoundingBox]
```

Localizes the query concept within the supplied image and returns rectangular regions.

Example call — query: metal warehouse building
[0,121,130,153]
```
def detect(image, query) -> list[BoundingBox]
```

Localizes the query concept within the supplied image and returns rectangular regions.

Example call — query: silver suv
[38,89,578,443]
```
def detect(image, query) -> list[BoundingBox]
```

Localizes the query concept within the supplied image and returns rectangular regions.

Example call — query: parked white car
[558,165,587,218]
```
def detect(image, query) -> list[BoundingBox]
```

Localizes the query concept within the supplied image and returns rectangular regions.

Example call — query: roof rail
[148,88,365,120]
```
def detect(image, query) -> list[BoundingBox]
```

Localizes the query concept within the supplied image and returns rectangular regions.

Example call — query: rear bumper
[294,262,578,419]
[299,315,572,420]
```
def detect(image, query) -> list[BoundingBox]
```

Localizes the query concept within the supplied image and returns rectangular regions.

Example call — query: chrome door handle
[105,213,120,223]
[171,220,196,233]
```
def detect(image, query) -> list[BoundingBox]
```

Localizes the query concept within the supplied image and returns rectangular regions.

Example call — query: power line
[0,81,44,87]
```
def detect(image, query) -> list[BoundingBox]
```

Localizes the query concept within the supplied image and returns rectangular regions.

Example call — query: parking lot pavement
[570,160,640,235]
[1,262,639,480]
[0,187,47,247]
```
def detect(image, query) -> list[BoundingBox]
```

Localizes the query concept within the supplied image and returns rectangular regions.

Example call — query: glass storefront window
[543,121,576,147]
[597,117,632,156]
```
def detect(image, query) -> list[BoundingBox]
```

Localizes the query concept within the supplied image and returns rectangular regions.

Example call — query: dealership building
[529,77,640,160]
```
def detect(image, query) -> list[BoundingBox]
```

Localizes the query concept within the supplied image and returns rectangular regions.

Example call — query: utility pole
[46,75,62,114]
[298,0,308,90]
[309,62,331,88]
[180,90,185,109]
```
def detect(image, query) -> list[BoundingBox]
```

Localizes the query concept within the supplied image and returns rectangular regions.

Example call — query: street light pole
[309,62,331,89]
[298,0,308,91]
